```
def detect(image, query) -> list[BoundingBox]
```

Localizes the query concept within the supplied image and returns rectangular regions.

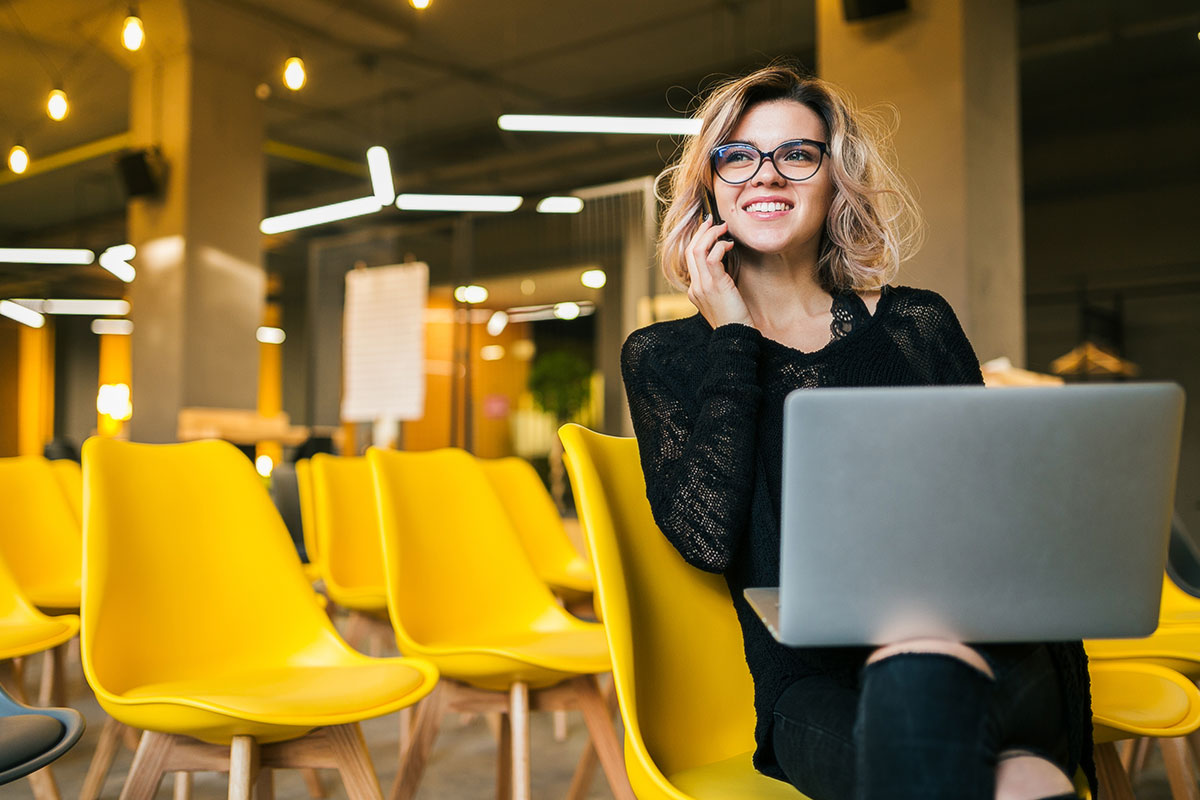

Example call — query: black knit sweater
[621,285,1095,792]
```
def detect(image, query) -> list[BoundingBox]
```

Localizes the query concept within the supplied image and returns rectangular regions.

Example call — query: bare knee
[866,638,994,678]
[994,751,1074,800]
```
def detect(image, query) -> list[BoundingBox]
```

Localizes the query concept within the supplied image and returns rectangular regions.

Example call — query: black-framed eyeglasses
[709,139,829,184]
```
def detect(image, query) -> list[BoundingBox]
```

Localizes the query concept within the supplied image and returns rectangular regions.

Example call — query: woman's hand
[686,217,754,329]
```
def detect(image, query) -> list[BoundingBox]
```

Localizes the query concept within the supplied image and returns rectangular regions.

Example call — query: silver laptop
[745,383,1185,646]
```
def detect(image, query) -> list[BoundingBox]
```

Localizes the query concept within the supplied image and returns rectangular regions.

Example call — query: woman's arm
[621,322,764,573]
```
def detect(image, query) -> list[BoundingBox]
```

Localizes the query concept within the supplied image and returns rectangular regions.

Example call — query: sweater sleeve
[621,322,764,573]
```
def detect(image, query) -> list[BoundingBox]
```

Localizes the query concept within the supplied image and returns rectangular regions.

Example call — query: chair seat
[101,658,438,745]
[546,558,595,595]
[328,586,388,612]
[0,615,79,660]
[0,715,63,775]
[666,751,809,799]
[1090,662,1200,742]
[1158,580,1200,626]
[412,624,611,690]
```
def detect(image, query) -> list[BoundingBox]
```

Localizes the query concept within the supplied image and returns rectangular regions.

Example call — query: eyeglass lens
[713,141,823,183]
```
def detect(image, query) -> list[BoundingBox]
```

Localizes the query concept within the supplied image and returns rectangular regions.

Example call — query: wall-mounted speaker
[842,0,908,21]
[114,148,165,199]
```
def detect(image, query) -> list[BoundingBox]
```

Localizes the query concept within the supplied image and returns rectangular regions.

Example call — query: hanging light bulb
[46,89,68,121]
[283,56,306,91]
[8,145,29,175]
[122,11,145,51]
[410,0,431,8]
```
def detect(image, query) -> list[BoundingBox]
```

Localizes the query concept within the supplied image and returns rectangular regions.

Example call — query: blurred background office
[0,0,1197,534]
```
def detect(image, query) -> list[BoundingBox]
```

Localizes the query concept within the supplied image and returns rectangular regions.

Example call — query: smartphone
[701,191,735,271]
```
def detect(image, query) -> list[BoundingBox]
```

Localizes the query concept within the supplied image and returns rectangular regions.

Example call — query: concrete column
[127,0,265,441]
[817,0,1024,364]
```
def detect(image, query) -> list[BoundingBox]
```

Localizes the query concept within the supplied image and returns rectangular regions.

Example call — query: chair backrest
[559,424,757,780]
[82,438,343,697]
[477,456,594,591]
[294,459,320,570]
[368,447,571,647]
[309,455,386,600]
[48,459,83,526]
[0,457,82,604]
[0,683,85,786]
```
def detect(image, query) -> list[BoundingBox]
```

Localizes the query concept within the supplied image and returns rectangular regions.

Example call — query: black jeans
[772,643,1074,800]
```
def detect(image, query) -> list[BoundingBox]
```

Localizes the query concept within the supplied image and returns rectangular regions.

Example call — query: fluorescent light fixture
[0,299,44,328]
[454,284,489,304]
[99,244,136,282]
[366,146,396,204]
[92,318,134,335]
[487,310,509,336]
[480,345,505,361]
[580,269,606,289]
[0,248,94,265]
[536,196,584,214]
[256,326,286,344]
[15,299,131,316]
[498,114,702,136]
[97,383,132,421]
[505,301,595,324]
[260,196,383,234]
[397,194,522,213]
[554,302,582,320]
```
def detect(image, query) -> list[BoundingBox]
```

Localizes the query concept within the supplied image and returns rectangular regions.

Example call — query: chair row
[75,438,630,800]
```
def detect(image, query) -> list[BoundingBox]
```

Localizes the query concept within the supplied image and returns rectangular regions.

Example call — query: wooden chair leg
[566,743,598,800]
[0,658,28,701]
[1131,736,1153,778]
[496,709,512,800]
[81,716,127,800]
[37,644,67,707]
[301,768,326,799]
[174,771,193,800]
[573,675,634,800]
[1159,737,1200,800]
[553,710,569,742]
[510,681,530,800]
[1095,742,1136,800]
[327,724,383,800]
[119,731,174,800]
[390,685,446,800]
[26,766,61,800]
[229,735,260,800]
[254,768,274,800]
[398,707,413,761]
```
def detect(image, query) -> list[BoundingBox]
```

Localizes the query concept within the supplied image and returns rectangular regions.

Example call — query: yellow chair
[82,438,439,800]
[560,424,804,800]
[369,446,633,800]
[48,459,83,526]
[1087,660,1200,799]
[0,457,82,612]
[309,454,394,654]
[294,458,323,585]
[478,456,595,601]
[0,544,79,800]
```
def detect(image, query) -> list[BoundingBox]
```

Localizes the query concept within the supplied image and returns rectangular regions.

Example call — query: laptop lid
[773,383,1184,646]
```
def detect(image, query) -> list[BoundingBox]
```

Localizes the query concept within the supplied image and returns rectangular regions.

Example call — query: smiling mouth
[744,201,792,213]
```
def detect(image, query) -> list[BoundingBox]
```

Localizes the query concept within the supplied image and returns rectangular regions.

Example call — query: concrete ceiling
[1,0,1198,299]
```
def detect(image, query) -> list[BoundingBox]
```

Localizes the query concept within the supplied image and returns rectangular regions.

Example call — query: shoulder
[882,285,963,328]
[621,315,709,369]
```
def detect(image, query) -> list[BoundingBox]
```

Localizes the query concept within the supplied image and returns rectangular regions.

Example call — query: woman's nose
[752,156,787,185]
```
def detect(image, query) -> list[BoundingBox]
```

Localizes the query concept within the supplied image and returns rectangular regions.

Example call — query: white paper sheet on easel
[342,262,428,422]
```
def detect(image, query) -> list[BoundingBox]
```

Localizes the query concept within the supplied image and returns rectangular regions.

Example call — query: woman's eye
[782,148,813,162]
[724,150,754,163]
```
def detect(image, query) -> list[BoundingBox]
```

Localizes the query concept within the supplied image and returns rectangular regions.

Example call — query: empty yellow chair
[294,458,323,585]
[369,446,632,800]
[310,454,388,613]
[478,456,595,599]
[0,457,82,611]
[82,438,439,799]
[560,424,803,800]
[48,459,83,526]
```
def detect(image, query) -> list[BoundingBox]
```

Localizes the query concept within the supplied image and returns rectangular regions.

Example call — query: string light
[8,145,29,174]
[122,11,145,51]
[283,56,306,91]
[47,88,68,121]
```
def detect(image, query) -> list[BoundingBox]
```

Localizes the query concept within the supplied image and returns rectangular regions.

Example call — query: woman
[621,65,1092,800]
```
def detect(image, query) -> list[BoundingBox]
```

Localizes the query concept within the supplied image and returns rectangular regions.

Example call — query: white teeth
[745,201,791,213]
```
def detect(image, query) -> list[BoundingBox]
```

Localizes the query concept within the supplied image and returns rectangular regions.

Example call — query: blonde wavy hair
[657,65,924,293]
